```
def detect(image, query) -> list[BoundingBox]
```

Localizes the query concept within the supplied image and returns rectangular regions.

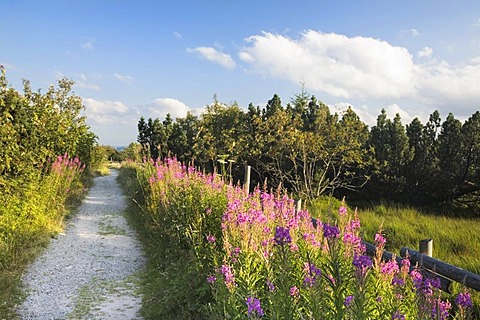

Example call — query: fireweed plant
[135,158,473,319]
[0,153,85,266]
[0,154,85,317]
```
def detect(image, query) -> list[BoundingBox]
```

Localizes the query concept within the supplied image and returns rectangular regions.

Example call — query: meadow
[119,158,479,319]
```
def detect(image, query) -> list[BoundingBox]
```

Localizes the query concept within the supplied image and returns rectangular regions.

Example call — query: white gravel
[17,169,146,320]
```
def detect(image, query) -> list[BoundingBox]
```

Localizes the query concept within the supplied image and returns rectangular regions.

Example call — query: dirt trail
[17,169,146,320]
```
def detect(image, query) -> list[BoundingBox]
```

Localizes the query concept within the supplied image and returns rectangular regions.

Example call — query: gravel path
[17,169,146,320]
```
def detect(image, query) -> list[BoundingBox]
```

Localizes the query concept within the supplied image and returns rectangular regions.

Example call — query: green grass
[98,214,127,236]
[0,172,90,319]
[309,197,480,316]
[309,198,480,274]
[67,275,141,319]
[118,165,215,319]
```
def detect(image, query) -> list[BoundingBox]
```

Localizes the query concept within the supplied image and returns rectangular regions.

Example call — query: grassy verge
[119,162,480,319]
[0,158,90,319]
[118,165,163,318]
[118,164,222,319]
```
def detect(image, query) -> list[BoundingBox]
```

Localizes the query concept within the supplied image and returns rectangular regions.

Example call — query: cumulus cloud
[416,59,480,112]
[114,73,134,84]
[188,46,236,70]
[83,98,129,124]
[239,30,480,117]
[145,98,192,120]
[239,30,417,99]
[82,97,199,145]
[417,47,433,58]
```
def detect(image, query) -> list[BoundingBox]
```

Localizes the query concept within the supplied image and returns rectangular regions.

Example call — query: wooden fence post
[296,199,302,213]
[244,165,251,195]
[419,239,433,257]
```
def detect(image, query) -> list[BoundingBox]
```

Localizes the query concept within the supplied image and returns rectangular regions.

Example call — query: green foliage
[121,160,476,319]
[134,89,480,212]
[0,155,87,318]
[119,142,143,162]
[0,69,96,317]
[118,161,228,319]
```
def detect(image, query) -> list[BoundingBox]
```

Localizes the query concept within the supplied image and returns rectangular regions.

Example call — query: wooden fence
[364,239,480,293]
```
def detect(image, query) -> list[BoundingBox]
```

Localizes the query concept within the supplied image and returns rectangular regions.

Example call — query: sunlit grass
[0,155,88,319]
[309,198,480,274]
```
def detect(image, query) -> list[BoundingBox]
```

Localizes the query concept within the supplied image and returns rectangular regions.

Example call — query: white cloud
[383,103,413,121]
[173,31,183,39]
[239,30,480,117]
[53,71,101,91]
[240,30,417,99]
[114,73,134,84]
[409,29,419,37]
[75,73,101,91]
[417,46,433,58]
[188,46,237,70]
[472,18,480,27]
[146,98,192,119]
[83,98,129,124]
[416,59,480,113]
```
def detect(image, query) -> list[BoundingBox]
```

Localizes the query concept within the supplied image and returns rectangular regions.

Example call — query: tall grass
[0,154,86,319]
[308,200,480,274]
[120,159,477,319]
[118,160,228,319]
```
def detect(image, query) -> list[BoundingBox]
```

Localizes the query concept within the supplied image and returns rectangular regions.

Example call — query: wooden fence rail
[363,241,454,293]
[363,239,480,293]
[400,246,480,292]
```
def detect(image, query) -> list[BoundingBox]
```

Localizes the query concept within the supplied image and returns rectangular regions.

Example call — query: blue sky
[2,1,480,146]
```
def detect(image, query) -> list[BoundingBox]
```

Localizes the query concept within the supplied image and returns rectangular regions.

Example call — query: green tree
[193,97,248,173]
[169,112,199,164]
[368,110,413,199]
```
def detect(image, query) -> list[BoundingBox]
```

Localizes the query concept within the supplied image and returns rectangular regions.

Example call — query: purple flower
[290,286,299,297]
[274,226,292,246]
[206,234,216,243]
[246,296,264,317]
[432,299,451,320]
[230,247,241,263]
[391,276,405,287]
[343,232,362,250]
[455,292,473,309]
[304,263,322,287]
[410,269,423,289]
[391,310,405,320]
[375,233,386,247]
[323,223,340,239]
[338,206,348,216]
[266,280,275,291]
[207,275,216,284]
[380,259,399,276]
[221,264,235,288]
[352,254,373,275]
[344,295,354,307]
